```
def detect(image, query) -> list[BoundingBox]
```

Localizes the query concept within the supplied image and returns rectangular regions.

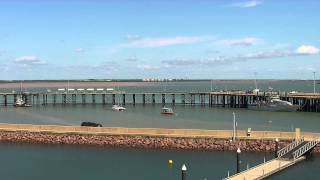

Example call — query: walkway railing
[293,138,320,160]
[277,138,304,158]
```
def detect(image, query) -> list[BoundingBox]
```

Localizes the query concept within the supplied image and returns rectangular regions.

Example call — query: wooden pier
[0,91,319,112]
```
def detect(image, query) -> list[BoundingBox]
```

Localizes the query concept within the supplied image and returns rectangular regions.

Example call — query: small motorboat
[161,107,174,115]
[112,105,126,111]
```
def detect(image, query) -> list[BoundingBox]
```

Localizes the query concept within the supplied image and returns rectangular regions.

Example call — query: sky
[0,0,319,80]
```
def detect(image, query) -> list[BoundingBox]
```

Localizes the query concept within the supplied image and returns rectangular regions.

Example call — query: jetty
[225,137,320,180]
[0,90,320,112]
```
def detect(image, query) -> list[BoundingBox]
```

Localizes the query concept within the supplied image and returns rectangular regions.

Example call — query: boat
[111,81,126,111]
[161,107,174,115]
[112,104,126,111]
[248,95,299,112]
[14,96,32,107]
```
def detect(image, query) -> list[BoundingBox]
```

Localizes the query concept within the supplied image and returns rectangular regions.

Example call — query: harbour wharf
[0,123,319,179]
[0,91,319,112]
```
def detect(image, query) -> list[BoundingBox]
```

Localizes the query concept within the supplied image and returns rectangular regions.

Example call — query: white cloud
[219,37,259,46]
[295,45,320,55]
[162,46,319,67]
[75,48,85,53]
[137,65,160,70]
[14,56,47,65]
[232,0,263,8]
[121,36,207,48]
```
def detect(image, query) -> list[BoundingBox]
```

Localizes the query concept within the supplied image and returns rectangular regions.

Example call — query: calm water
[0,80,318,93]
[0,104,319,132]
[0,142,318,180]
[0,81,319,179]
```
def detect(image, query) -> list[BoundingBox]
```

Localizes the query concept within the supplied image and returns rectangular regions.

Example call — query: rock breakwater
[0,130,319,153]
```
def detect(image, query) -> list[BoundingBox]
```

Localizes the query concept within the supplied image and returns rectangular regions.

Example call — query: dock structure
[225,138,320,180]
[225,157,305,180]
[0,91,319,112]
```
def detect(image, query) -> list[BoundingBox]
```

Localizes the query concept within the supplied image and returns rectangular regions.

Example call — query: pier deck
[225,157,305,180]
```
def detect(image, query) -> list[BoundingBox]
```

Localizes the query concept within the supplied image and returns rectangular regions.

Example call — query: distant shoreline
[0,79,316,89]
[0,79,316,83]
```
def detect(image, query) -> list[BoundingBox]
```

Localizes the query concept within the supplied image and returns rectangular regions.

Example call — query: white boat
[111,82,126,111]
[14,96,32,107]
[161,107,174,115]
[248,95,299,112]
[112,105,126,111]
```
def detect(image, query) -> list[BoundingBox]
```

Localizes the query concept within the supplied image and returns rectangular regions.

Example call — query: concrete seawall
[0,123,319,153]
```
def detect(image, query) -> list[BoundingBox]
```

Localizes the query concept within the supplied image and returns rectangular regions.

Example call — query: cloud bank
[162,45,319,67]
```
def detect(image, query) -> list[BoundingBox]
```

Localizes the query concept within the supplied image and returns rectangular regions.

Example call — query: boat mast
[313,72,316,95]
[254,72,258,90]
[19,81,23,95]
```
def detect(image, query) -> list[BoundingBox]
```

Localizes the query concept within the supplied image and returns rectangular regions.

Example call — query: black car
[81,122,102,127]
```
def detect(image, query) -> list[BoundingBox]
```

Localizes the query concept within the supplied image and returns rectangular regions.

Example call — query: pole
[211,80,213,92]
[254,72,258,90]
[313,72,316,95]
[181,164,187,180]
[275,138,279,158]
[237,148,241,173]
[233,112,236,141]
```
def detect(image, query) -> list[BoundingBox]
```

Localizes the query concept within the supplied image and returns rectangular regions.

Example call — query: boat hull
[161,112,175,115]
[248,104,299,112]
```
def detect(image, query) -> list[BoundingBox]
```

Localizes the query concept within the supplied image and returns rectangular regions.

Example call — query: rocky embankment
[0,131,319,153]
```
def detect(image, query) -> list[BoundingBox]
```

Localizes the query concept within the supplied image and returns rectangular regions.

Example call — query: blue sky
[0,0,319,80]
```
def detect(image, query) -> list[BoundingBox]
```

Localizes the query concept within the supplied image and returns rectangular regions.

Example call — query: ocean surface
[0,142,318,180]
[0,80,319,179]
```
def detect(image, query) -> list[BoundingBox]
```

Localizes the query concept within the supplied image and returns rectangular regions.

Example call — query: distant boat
[112,105,126,111]
[14,82,32,107]
[111,81,126,111]
[161,107,174,115]
[248,95,299,112]
[14,95,32,107]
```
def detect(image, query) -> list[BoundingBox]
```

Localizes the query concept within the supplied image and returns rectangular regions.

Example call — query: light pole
[313,72,316,95]
[233,112,236,141]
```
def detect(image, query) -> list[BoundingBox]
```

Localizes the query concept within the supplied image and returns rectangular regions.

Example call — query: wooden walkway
[225,157,305,180]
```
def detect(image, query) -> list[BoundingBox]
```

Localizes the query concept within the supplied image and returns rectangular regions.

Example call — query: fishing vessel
[161,107,174,115]
[248,95,299,112]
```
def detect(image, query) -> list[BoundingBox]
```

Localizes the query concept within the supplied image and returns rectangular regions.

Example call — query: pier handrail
[277,138,304,158]
[223,157,280,180]
[293,138,320,160]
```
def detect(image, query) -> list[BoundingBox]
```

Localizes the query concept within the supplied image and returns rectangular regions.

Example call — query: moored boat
[14,96,32,107]
[112,105,126,111]
[248,95,299,112]
[161,107,174,115]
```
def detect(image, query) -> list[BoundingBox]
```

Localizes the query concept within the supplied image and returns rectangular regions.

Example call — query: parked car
[81,122,102,127]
